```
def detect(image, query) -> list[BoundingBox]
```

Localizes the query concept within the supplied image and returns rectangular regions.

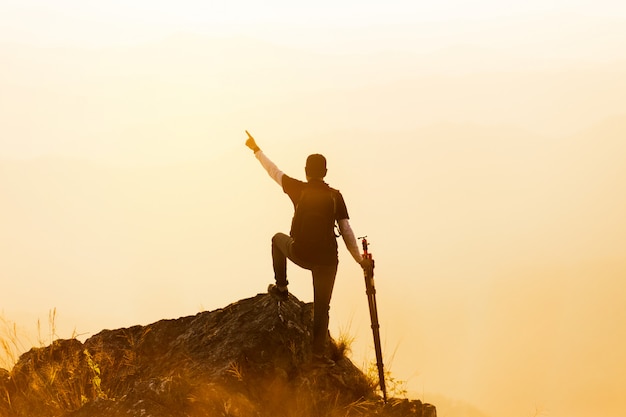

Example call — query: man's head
[305,154,327,180]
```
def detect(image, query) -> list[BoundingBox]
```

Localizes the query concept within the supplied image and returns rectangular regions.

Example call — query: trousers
[271,232,338,355]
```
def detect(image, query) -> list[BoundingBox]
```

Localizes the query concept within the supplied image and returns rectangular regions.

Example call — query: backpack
[290,184,338,257]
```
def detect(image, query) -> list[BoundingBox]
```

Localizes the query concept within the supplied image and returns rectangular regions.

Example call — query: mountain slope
[0,292,436,417]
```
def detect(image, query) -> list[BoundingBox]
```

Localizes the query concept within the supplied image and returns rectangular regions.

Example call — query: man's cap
[305,154,327,178]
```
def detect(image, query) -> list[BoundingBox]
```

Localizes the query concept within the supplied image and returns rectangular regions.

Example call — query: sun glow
[2,2,626,417]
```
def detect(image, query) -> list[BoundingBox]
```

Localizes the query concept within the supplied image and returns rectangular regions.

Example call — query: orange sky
[2,2,626,417]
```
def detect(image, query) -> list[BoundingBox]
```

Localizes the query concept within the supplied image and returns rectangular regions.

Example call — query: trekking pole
[359,236,387,403]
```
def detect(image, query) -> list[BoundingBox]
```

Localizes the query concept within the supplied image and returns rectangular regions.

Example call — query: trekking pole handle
[359,236,369,256]
[358,236,375,277]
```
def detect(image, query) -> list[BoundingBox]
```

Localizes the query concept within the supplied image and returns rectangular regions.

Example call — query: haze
[1,2,626,417]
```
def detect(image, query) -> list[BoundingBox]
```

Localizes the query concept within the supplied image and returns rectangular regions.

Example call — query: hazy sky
[2,2,626,417]
[4,1,625,47]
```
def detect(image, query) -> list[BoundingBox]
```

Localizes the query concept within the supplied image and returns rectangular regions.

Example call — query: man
[245,131,371,367]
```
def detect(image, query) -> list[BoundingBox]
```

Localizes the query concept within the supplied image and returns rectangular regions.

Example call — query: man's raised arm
[245,130,284,187]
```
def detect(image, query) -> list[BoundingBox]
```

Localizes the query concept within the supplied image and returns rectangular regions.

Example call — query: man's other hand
[360,257,374,278]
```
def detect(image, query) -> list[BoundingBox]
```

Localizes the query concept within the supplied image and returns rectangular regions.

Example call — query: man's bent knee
[272,232,290,246]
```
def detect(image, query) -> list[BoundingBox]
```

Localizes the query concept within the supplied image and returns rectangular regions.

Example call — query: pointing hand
[245,130,260,152]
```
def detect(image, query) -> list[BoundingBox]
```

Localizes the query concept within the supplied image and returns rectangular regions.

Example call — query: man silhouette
[245,131,371,366]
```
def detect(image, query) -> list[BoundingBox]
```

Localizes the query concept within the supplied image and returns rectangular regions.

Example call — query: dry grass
[333,327,356,360]
[1,308,78,370]
[0,310,96,416]
[1,317,30,371]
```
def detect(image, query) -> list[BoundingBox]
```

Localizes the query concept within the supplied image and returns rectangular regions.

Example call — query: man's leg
[271,233,293,288]
[311,262,338,356]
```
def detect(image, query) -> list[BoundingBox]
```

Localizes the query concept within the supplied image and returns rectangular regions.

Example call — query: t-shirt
[282,175,349,264]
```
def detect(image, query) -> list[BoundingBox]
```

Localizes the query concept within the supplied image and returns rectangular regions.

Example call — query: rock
[0,367,10,412]
[0,292,436,417]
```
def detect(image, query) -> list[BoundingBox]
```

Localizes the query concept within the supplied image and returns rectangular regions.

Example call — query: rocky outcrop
[0,292,436,417]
